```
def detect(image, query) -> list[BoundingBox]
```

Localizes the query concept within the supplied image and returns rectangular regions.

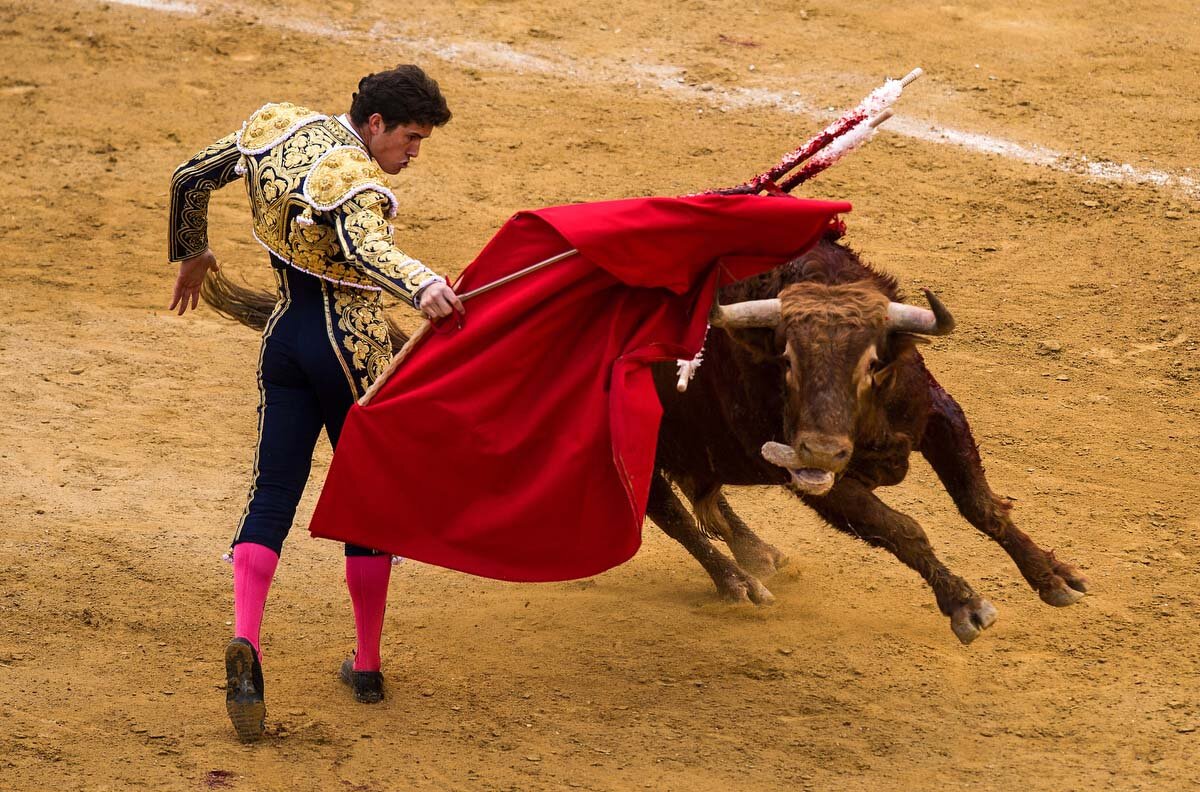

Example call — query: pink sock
[232,542,279,658]
[346,555,391,672]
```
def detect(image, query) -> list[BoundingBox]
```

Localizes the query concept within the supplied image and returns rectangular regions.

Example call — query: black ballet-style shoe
[225,638,266,741]
[339,654,385,704]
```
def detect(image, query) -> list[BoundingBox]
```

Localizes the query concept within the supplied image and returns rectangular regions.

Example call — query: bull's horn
[887,288,955,336]
[709,298,782,329]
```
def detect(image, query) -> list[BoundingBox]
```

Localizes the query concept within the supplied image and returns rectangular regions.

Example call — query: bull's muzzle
[761,438,849,497]
[794,431,853,472]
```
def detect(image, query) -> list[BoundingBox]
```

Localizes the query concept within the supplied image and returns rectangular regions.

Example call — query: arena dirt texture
[1,0,1198,789]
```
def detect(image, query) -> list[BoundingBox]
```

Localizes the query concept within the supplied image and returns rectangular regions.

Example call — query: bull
[648,234,1088,643]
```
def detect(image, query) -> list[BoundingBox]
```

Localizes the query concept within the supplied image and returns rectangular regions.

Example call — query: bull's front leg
[919,374,1088,607]
[647,471,775,605]
[685,486,790,580]
[799,477,997,644]
[718,493,790,579]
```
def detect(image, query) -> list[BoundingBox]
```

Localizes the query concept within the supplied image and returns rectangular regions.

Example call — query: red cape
[309,194,850,581]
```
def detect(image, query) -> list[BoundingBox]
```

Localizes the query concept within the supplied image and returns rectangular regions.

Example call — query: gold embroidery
[237,102,326,154]
[244,124,336,253]
[322,281,361,397]
[286,221,340,274]
[168,131,242,261]
[305,147,397,214]
[329,285,393,394]
[239,118,379,290]
[337,192,441,303]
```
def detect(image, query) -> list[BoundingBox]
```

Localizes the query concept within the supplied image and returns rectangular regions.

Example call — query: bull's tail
[200,270,278,333]
[200,270,408,347]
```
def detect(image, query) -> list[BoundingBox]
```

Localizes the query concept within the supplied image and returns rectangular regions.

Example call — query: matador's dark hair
[349,64,452,129]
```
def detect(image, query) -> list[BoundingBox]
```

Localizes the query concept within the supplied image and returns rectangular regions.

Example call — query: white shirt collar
[336,114,367,147]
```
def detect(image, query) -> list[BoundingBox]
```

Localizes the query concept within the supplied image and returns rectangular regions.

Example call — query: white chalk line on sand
[107,0,1197,199]
[107,0,197,13]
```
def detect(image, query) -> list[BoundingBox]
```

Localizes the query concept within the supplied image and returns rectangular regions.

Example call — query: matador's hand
[170,249,219,315]
[419,281,465,321]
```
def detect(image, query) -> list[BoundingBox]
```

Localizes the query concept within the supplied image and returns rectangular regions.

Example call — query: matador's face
[364,116,434,175]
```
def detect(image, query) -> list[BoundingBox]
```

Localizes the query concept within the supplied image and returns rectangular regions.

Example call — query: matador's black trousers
[232,263,385,557]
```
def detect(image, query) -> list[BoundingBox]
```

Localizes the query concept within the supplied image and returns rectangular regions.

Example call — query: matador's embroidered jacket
[168,102,443,303]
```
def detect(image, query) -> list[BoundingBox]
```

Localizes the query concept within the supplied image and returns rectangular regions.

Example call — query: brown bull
[649,236,1088,643]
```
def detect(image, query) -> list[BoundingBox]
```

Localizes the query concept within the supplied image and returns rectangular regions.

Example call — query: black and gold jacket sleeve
[333,191,445,307]
[167,131,242,262]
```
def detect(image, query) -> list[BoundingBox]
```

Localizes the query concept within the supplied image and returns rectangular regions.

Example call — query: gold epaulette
[236,102,327,155]
[302,146,398,218]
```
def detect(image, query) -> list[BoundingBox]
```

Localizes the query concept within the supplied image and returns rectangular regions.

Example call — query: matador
[167,65,463,742]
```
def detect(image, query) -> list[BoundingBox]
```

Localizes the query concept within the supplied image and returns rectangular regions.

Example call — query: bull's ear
[874,334,925,389]
[723,326,781,362]
[871,361,899,390]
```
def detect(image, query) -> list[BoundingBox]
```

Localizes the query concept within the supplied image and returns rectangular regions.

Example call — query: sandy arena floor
[2,0,1199,789]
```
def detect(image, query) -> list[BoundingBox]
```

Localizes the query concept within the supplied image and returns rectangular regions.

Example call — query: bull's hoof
[950,598,998,644]
[1039,581,1087,607]
[727,537,789,580]
[1039,557,1089,607]
[714,567,775,606]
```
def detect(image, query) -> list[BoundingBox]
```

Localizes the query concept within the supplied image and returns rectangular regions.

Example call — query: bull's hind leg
[647,472,774,605]
[687,490,789,579]
[800,477,997,644]
[920,375,1088,607]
